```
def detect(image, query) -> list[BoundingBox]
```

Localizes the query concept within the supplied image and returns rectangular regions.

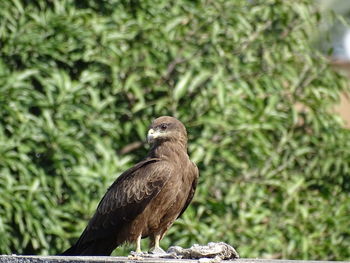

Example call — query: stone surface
[0,255,349,263]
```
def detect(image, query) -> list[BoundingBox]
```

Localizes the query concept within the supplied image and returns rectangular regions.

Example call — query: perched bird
[61,116,199,256]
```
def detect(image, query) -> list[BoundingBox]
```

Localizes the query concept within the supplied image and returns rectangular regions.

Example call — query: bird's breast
[132,163,193,237]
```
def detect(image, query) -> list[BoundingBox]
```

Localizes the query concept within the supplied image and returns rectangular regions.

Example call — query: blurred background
[0,0,349,260]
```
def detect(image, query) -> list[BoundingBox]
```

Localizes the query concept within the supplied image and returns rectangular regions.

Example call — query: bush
[0,0,349,260]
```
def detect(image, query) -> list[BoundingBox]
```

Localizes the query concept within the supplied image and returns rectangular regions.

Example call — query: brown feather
[61,116,199,256]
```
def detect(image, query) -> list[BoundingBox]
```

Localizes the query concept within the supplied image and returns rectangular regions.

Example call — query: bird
[61,116,199,256]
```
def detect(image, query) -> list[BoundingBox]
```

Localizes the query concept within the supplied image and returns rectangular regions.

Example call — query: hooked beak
[147,128,157,144]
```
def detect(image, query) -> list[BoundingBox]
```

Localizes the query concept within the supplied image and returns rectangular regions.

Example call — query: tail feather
[59,237,119,256]
[60,245,79,256]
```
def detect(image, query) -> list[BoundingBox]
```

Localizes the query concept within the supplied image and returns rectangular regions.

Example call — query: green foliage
[0,0,350,260]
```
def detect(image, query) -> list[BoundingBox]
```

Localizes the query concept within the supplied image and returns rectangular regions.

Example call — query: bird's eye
[160,124,168,131]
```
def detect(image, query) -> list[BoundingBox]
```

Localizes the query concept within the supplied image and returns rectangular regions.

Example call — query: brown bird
[61,116,199,256]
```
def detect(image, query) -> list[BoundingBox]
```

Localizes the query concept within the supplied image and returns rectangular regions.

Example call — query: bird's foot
[150,246,166,255]
[146,247,179,258]
[129,251,147,260]
[129,247,178,259]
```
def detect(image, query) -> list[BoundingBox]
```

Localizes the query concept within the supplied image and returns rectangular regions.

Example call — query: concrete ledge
[0,256,349,263]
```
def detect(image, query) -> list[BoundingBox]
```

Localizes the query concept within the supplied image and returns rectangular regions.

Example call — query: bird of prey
[61,116,199,256]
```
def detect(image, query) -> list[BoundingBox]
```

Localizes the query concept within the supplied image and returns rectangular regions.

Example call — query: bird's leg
[135,234,142,253]
[129,235,143,259]
[150,234,166,254]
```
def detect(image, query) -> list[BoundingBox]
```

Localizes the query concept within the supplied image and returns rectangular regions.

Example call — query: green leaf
[173,71,192,101]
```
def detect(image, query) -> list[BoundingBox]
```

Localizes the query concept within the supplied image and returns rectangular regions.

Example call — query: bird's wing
[177,162,199,219]
[76,158,174,244]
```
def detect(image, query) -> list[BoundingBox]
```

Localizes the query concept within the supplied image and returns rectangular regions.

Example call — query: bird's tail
[59,237,120,256]
[60,245,78,256]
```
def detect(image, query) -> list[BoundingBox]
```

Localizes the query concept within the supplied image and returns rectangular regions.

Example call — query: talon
[150,246,166,254]
[129,251,145,260]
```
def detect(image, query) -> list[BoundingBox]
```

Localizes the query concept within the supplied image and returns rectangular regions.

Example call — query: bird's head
[147,116,187,146]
